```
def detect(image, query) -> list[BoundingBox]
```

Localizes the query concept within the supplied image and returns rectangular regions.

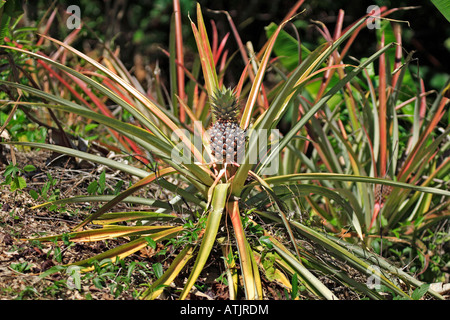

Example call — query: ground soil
[0,148,155,299]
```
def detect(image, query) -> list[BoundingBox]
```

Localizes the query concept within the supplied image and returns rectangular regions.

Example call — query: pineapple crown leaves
[210,87,240,123]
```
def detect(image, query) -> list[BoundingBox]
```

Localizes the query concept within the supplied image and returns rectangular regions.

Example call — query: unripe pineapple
[207,87,245,164]
[374,182,392,206]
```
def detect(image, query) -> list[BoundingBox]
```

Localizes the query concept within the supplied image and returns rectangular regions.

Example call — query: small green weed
[87,170,125,196]
[48,233,75,263]
[10,261,33,273]
[16,286,39,300]
[87,170,107,195]
[0,109,47,144]
[41,257,158,299]
[84,258,157,298]
[29,172,60,203]
[2,163,36,192]
[285,273,306,300]
[171,214,208,246]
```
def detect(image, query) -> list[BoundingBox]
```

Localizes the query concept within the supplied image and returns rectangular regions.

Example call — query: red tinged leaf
[398,96,448,181]
[391,23,403,88]
[173,0,186,122]
[378,32,387,178]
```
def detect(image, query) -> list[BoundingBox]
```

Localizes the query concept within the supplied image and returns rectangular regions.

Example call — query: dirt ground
[0,148,169,300]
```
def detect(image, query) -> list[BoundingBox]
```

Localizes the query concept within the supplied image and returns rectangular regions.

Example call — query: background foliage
[22,0,450,92]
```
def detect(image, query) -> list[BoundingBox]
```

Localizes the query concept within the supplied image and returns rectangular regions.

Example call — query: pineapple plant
[207,87,246,165]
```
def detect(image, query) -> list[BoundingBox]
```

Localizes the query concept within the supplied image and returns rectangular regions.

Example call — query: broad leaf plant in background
[0,0,448,300]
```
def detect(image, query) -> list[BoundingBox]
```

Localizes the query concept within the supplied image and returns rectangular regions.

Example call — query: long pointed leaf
[72,226,183,270]
[1,141,149,178]
[73,167,176,230]
[179,183,229,300]
[141,244,195,300]
[257,43,396,174]
[228,199,261,299]
[290,220,410,299]
[32,195,172,210]
[256,173,450,197]
[93,211,180,224]
[271,240,339,300]
[27,225,174,243]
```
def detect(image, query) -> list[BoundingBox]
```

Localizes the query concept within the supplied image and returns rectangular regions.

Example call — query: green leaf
[84,123,98,132]
[39,265,66,278]
[179,183,229,300]
[412,283,430,300]
[431,0,450,22]
[257,43,396,174]
[1,142,149,179]
[95,211,179,224]
[73,167,176,231]
[258,173,450,198]
[265,22,311,71]
[141,245,195,300]
[271,239,339,300]
[152,263,164,279]
[4,164,19,177]
[259,235,273,249]
[23,164,36,172]
[67,266,82,290]
[190,3,219,97]
[290,220,411,299]
[32,194,173,211]
[29,225,175,243]
[87,181,98,195]
[145,237,157,249]
[291,273,299,299]
[0,0,24,42]
[72,227,183,270]
[29,189,39,200]
[11,176,26,191]
[98,171,106,194]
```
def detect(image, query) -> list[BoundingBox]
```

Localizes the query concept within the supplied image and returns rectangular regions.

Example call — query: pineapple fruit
[374,181,392,206]
[207,87,245,164]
